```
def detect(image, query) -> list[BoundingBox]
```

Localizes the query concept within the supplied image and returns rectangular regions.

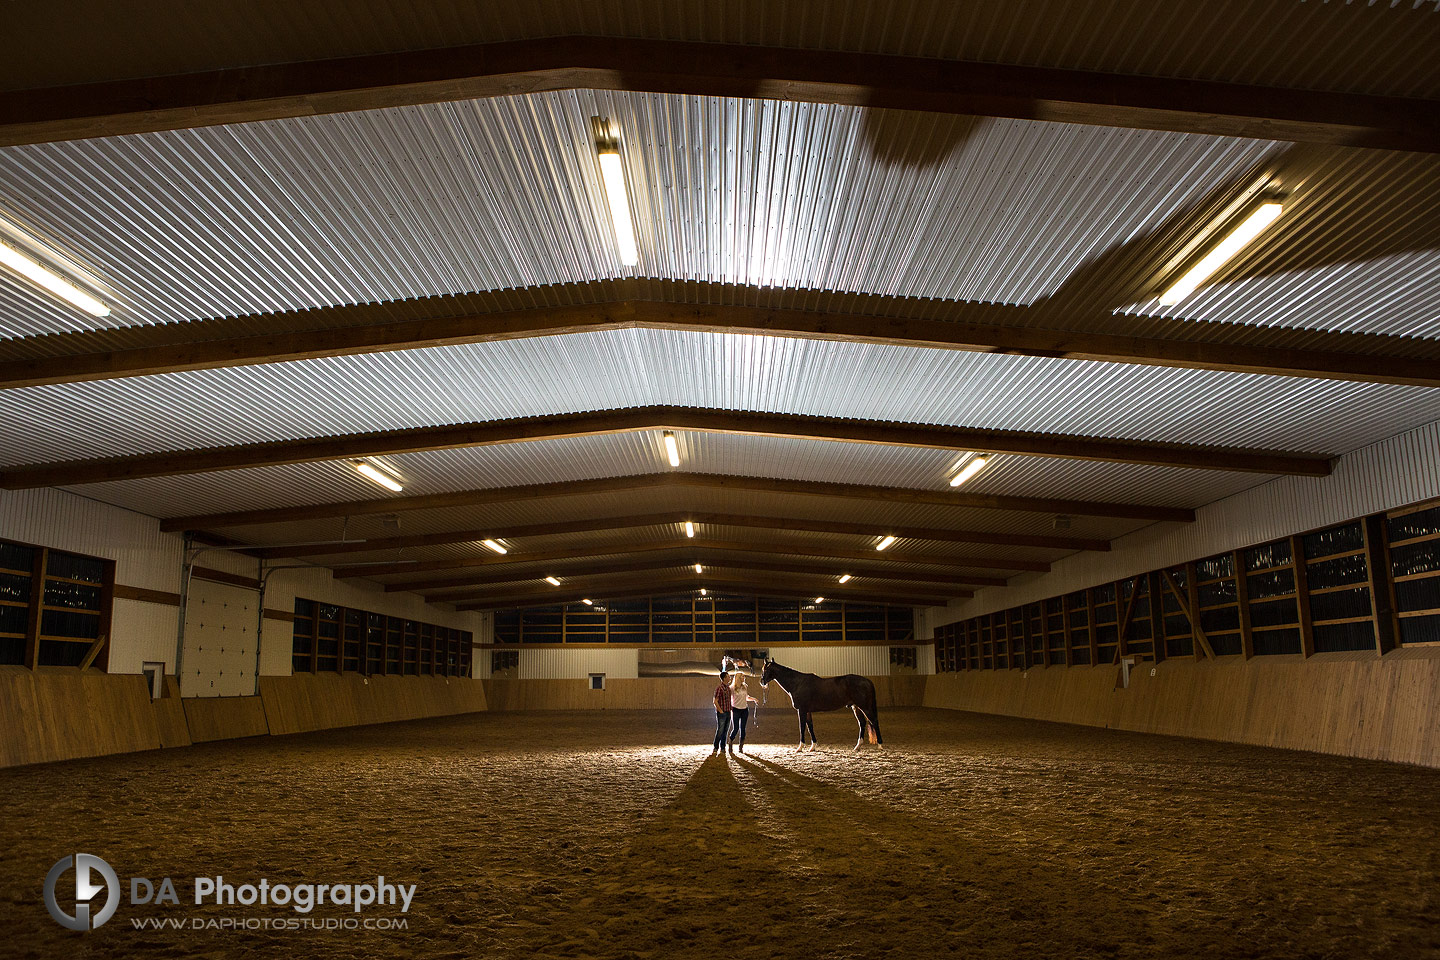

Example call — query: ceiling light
[545,576,561,586]
[684,521,695,538]
[1159,201,1284,306]
[582,598,593,605]
[814,597,825,604]
[700,588,707,596]
[353,460,403,493]
[593,117,638,266]
[0,235,110,317]
[949,453,990,488]
[482,539,508,555]
[694,563,703,574]
[663,431,680,468]
[838,574,852,584]
[875,535,896,551]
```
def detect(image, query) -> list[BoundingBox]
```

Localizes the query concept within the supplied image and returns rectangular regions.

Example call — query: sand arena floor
[2,706,1438,960]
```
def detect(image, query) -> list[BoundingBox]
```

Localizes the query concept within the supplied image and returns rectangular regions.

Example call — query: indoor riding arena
[2,4,1439,960]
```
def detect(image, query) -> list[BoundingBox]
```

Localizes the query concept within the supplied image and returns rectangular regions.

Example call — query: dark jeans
[713,711,731,751]
[729,707,750,744]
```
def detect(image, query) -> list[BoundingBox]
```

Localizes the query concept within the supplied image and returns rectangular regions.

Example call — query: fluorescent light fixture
[1159,201,1283,306]
[813,597,825,604]
[838,574,852,584]
[684,521,695,538]
[949,453,991,488]
[594,117,639,266]
[875,535,896,551]
[482,539,508,555]
[582,598,593,605]
[663,431,680,468]
[0,235,110,317]
[545,576,561,586]
[353,461,403,493]
[694,563,703,574]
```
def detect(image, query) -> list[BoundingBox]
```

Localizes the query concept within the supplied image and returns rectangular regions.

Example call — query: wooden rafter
[160,471,1179,532]
[2,36,1434,151]
[0,405,1331,490]
[6,297,1440,392]
[334,538,1020,581]
[243,511,1061,568]
[453,572,952,612]
[410,552,981,597]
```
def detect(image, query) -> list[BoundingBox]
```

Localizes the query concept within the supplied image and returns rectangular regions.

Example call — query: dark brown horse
[759,658,883,751]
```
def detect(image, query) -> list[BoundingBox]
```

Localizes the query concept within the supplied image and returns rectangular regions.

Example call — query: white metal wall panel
[519,647,639,680]
[107,598,183,676]
[0,487,182,592]
[934,416,1440,623]
[762,645,893,678]
[180,579,259,698]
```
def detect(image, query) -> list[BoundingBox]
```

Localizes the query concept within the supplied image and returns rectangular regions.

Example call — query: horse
[759,658,883,752]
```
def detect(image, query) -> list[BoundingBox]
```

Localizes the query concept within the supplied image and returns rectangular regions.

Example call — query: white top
[732,680,750,708]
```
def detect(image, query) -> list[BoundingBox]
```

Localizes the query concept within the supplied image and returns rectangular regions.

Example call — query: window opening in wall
[589,673,605,691]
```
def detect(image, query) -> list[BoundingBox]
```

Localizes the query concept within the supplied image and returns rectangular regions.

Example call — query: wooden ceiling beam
[453,572,953,612]
[160,470,1179,531]
[244,511,1060,569]
[335,538,1018,582]
[410,552,982,597]
[0,405,1329,490]
[6,298,1439,392]
[1,36,1433,151]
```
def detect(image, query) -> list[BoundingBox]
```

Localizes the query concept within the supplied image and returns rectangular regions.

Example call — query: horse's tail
[864,680,880,744]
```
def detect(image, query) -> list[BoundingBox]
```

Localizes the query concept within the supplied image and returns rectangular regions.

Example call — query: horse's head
[759,657,775,687]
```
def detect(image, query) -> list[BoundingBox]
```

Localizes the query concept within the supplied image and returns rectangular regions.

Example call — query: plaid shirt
[714,682,733,713]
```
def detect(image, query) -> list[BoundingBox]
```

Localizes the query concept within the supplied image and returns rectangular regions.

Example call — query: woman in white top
[728,674,758,752]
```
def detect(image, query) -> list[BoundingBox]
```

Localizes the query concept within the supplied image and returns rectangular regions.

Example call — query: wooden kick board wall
[0,672,489,767]
[483,675,926,712]
[261,674,488,735]
[924,650,1440,768]
[0,667,185,767]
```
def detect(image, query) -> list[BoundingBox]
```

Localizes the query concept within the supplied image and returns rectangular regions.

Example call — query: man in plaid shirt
[711,670,733,755]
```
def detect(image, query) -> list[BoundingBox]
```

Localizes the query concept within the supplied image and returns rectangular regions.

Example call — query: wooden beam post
[1162,568,1217,660]
[1233,550,1256,660]
[1363,515,1401,655]
[1290,536,1316,658]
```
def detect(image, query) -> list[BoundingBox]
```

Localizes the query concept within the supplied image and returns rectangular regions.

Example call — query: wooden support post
[1163,569,1216,659]
[96,558,115,672]
[1148,572,1166,664]
[1290,535,1315,658]
[1364,515,1401,655]
[1184,563,1205,661]
[78,633,108,671]
[1062,597,1074,665]
[1086,589,1100,666]
[24,547,46,669]
[1115,577,1139,664]
[1233,550,1256,660]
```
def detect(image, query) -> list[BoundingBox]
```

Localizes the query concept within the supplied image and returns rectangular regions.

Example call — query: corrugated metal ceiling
[2,92,1437,344]
[8,331,1440,471]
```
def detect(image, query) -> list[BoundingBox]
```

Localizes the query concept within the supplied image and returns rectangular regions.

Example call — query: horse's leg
[805,712,817,751]
[852,706,866,751]
[795,709,806,751]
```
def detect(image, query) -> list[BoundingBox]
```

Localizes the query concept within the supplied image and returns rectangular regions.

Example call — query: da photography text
[43,853,416,933]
